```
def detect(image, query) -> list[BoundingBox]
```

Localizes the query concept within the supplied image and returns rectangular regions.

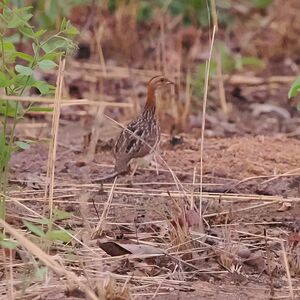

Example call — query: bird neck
[144,86,156,115]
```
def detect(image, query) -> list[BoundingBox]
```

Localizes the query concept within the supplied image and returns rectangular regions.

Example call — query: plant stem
[0,33,8,219]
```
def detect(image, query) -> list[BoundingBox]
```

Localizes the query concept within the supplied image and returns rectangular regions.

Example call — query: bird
[93,75,174,182]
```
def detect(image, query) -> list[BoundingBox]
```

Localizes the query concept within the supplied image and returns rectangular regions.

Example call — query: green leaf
[0,99,23,118]
[240,56,265,69]
[18,26,35,39]
[65,21,80,36]
[288,76,300,98]
[27,106,54,113]
[0,72,9,87]
[14,51,34,63]
[0,240,18,250]
[41,37,69,53]
[15,140,30,150]
[41,52,63,61]
[2,42,16,63]
[38,59,57,71]
[32,218,49,225]
[14,74,35,86]
[251,0,273,9]
[34,29,47,38]
[60,18,67,31]
[2,41,16,54]
[32,81,55,95]
[46,230,72,243]
[53,208,73,221]
[15,64,33,76]
[3,7,33,28]
[35,266,48,280]
[5,6,33,29]
[23,220,45,237]
[5,10,22,29]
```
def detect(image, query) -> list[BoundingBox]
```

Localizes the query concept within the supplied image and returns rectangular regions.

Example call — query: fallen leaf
[98,240,164,258]
[98,241,131,256]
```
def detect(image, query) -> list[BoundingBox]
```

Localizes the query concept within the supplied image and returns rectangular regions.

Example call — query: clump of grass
[97,274,130,300]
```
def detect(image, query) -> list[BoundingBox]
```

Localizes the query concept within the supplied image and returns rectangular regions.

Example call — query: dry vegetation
[1,0,300,299]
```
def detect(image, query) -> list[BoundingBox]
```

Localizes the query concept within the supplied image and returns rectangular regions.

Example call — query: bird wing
[114,116,159,160]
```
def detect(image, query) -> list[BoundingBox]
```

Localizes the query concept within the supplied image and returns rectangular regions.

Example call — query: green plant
[31,0,90,30]
[23,208,73,247]
[108,0,274,26]
[250,0,273,9]
[0,1,79,220]
[193,42,265,97]
[288,76,300,110]
[0,230,18,249]
[108,0,233,27]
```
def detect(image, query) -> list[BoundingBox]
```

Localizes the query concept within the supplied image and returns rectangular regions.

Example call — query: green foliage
[34,266,48,281]
[0,231,18,249]
[193,43,265,97]
[108,0,273,26]
[23,208,73,245]
[250,0,273,9]
[288,76,300,111]
[10,0,90,30]
[288,76,300,98]
[0,2,79,220]
[107,0,234,27]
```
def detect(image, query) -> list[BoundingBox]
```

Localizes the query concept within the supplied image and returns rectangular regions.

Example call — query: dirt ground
[8,120,300,299]
[3,0,300,299]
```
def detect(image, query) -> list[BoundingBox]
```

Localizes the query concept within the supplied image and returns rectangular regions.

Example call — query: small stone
[237,247,251,259]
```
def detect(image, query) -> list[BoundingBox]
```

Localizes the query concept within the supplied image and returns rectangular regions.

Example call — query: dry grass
[1,2,300,300]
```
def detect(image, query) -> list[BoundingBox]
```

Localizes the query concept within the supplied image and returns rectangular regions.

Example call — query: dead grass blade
[0,219,99,300]
[45,58,65,220]
[281,240,295,299]
[199,25,217,216]
[0,95,132,108]
[92,177,117,238]
[86,104,105,162]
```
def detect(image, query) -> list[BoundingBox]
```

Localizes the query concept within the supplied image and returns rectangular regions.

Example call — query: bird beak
[167,80,175,85]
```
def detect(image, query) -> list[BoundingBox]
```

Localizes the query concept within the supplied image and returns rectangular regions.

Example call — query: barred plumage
[93,75,174,182]
[113,75,173,174]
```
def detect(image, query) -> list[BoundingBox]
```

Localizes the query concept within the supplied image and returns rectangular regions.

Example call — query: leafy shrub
[0,1,79,219]
[193,42,265,97]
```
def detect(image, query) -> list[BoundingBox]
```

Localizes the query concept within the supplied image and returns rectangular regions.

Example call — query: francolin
[95,75,174,181]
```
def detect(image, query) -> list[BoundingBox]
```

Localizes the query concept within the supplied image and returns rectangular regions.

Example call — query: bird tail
[91,171,119,183]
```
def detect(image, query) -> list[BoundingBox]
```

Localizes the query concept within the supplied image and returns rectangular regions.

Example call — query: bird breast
[114,114,160,160]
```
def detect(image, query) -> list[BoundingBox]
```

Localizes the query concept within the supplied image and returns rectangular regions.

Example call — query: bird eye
[160,79,164,82]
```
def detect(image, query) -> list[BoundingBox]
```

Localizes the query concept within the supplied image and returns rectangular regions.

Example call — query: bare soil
[8,120,300,299]
[3,0,300,298]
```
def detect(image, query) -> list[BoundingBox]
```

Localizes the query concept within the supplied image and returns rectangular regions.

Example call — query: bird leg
[152,153,160,176]
[130,163,139,179]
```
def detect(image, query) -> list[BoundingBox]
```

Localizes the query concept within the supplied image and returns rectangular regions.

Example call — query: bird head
[148,75,174,91]
[144,75,175,113]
